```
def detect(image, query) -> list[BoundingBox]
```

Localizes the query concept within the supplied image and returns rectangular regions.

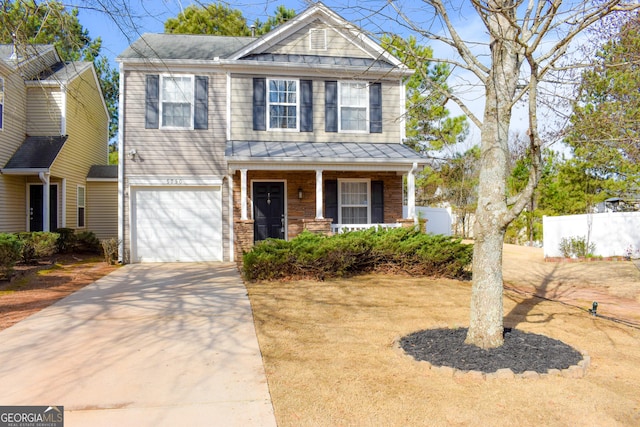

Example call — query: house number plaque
[166,178,184,185]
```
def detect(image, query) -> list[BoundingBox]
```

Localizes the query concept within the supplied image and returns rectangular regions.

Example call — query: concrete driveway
[0,263,277,427]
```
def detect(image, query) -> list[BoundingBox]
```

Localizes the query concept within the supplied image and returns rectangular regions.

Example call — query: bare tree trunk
[465,1,520,348]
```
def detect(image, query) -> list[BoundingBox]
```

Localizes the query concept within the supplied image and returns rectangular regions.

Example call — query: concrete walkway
[0,263,277,427]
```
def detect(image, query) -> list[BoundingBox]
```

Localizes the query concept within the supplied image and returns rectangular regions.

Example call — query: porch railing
[330,223,402,234]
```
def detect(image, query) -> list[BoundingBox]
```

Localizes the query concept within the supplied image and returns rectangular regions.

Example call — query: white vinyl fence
[543,212,640,258]
[403,206,452,236]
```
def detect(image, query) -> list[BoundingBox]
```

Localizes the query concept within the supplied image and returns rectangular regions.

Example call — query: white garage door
[132,187,222,262]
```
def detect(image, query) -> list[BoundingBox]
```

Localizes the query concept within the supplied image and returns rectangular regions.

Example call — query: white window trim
[0,76,4,131]
[77,184,86,228]
[338,81,369,134]
[267,78,300,132]
[337,178,371,224]
[159,74,195,130]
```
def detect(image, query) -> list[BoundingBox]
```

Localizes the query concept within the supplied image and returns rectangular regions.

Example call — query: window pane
[341,107,367,131]
[268,79,297,129]
[163,102,191,127]
[342,207,367,224]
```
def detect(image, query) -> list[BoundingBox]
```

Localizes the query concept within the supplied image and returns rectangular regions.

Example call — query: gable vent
[309,29,327,51]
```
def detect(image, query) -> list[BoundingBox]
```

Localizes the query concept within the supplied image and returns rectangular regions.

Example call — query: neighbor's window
[339,81,368,132]
[161,75,194,128]
[0,76,4,130]
[268,78,298,130]
[339,180,369,224]
[77,185,85,228]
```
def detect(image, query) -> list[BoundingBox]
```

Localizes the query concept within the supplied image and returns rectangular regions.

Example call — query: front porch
[226,140,426,261]
[229,168,421,261]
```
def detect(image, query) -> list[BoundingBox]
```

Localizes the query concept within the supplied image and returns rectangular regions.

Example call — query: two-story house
[117,2,426,263]
[0,44,113,238]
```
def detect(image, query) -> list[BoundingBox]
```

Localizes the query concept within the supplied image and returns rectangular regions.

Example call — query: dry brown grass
[247,245,640,426]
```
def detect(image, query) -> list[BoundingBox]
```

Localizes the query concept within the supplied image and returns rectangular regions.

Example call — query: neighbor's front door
[253,182,285,242]
[29,184,58,232]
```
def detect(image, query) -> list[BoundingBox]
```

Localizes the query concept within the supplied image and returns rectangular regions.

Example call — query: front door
[253,182,285,242]
[29,184,58,232]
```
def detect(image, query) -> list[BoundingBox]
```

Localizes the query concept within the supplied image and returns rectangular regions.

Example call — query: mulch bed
[400,328,584,374]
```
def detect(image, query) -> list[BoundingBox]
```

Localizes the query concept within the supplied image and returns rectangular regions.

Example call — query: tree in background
[0,0,119,148]
[435,146,480,238]
[565,13,640,192]
[382,35,468,153]
[165,3,295,36]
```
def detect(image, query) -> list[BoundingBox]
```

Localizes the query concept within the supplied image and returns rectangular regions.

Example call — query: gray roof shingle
[118,33,255,61]
[87,165,117,179]
[2,136,68,169]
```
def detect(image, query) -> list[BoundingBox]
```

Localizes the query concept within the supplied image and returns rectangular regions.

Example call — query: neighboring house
[0,44,112,236]
[117,2,427,263]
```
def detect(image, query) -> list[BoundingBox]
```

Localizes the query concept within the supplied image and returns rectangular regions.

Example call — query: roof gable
[230,3,405,69]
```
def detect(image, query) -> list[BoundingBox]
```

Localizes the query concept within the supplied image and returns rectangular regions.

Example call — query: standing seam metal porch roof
[226,141,427,165]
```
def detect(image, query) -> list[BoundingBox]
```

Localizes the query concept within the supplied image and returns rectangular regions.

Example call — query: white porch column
[407,162,417,223]
[60,178,66,228]
[315,169,323,219]
[38,172,51,232]
[240,169,248,220]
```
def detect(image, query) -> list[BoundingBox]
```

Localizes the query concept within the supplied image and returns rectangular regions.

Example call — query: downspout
[407,162,417,224]
[38,171,50,232]
[117,63,125,263]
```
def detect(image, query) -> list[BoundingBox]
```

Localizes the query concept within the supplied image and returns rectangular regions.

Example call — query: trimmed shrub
[243,228,473,282]
[0,233,23,279]
[16,232,59,264]
[56,228,77,253]
[75,231,101,254]
[101,238,120,265]
[559,236,596,258]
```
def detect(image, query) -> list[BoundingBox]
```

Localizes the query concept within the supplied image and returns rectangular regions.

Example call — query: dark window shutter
[370,82,382,133]
[0,103,3,129]
[253,77,266,131]
[324,180,338,224]
[145,75,159,129]
[194,76,208,130]
[325,81,338,132]
[300,79,313,132]
[371,180,384,223]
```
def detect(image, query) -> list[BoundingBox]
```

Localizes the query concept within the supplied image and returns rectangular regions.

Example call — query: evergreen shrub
[243,227,473,282]
[0,233,23,279]
[16,232,59,264]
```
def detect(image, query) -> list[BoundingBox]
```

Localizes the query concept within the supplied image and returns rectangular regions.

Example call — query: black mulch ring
[400,328,583,374]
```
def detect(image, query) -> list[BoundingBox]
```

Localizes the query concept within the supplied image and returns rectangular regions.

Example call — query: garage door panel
[132,187,222,262]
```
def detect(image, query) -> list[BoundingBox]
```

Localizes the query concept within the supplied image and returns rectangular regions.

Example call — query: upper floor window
[145,74,208,130]
[339,82,368,132]
[0,76,4,130]
[268,79,298,130]
[161,75,194,128]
